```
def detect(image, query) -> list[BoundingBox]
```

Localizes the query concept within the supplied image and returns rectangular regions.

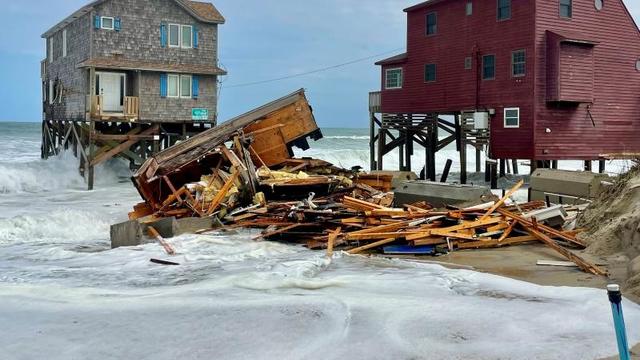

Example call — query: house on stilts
[41,0,226,189]
[369,0,640,185]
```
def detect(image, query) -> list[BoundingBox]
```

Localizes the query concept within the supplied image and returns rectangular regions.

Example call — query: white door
[98,72,125,112]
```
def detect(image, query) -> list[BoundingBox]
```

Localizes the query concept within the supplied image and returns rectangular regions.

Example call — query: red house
[375,0,640,172]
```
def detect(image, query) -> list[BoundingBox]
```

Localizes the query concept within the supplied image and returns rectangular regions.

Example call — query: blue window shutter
[192,75,199,99]
[114,17,121,31]
[160,74,167,98]
[94,15,101,29]
[160,24,167,48]
[193,26,199,49]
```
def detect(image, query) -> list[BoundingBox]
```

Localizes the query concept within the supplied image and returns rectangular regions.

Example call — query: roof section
[547,30,598,46]
[42,0,224,38]
[77,57,227,75]
[403,0,450,12]
[375,53,408,66]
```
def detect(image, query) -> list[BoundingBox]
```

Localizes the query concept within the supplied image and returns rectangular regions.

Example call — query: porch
[87,68,140,121]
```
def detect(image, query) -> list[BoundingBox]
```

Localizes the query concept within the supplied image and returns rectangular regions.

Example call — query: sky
[0,1,639,128]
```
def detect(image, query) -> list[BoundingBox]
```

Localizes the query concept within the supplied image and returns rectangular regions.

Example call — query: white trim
[62,29,67,58]
[96,71,127,111]
[504,107,520,128]
[48,37,53,63]
[49,80,54,105]
[385,68,403,90]
[181,25,193,49]
[167,74,180,98]
[168,23,180,48]
[100,16,115,30]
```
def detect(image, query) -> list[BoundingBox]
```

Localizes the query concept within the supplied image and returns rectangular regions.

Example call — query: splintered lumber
[150,258,180,266]
[497,220,516,242]
[148,226,176,256]
[412,237,446,246]
[523,224,606,276]
[345,231,422,241]
[206,169,240,215]
[326,227,341,258]
[408,217,504,241]
[342,196,387,211]
[347,238,397,255]
[497,208,586,248]
[456,235,538,249]
[479,179,524,221]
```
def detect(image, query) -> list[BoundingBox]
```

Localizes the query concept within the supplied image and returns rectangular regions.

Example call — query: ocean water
[0,121,639,360]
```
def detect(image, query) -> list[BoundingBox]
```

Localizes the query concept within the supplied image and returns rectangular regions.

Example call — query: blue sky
[0,1,639,128]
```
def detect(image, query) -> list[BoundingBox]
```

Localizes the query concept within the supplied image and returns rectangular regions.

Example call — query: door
[97,72,125,112]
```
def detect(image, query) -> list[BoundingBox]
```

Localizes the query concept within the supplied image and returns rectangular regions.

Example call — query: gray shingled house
[42,0,226,123]
[40,0,227,189]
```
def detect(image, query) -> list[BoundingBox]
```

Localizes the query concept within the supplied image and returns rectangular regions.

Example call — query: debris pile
[124,89,606,277]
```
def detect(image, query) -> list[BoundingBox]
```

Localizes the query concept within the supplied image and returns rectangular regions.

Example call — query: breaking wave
[0,152,130,194]
[0,208,111,245]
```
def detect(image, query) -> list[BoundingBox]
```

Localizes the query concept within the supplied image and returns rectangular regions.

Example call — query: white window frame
[167,74,180,98]
[385,68,403,90]
[48,37,53,63]
[180,75,193,98]
[101,16,115,30]
[62,29,67,58]
[168,23,180,48]
[49,80,55,105]
[181,25,193,49]
[504,107,520,128]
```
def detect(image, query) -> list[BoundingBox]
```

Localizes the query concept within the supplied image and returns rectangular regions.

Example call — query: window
[482,55,496,80]
[180,75,192,98]
[497,0,511,20]
[424,64,437,82]
[426,12,437,35]
[168,24,193,48]
[62,29,67,58]
[504,107,520,128]
[594,0,603,11]
[167,74,193,98]
[560,0,572,18]
[512,50,526,77]
[466,2,473,16]
[101,16,114,30]
[167,74,179,97]
[48,37,53,63]
[385,68,403,89]
[181,25,193,48]
[168,24,180,47]
[49,80,54,105]
[464,57,472,70]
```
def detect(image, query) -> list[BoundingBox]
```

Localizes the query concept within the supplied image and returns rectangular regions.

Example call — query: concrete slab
[370,171,418,190]
[176,217,215,235]
[394,181,495,208]
[530,169,610,204]
[110,220,145,249]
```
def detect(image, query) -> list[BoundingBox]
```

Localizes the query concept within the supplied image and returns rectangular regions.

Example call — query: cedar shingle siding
[42,0,224,124]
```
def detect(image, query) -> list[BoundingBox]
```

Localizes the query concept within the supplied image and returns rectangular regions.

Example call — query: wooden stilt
[499,159,506,177]
[490,161,498,189]
[377,128,385,171]
[87,121,95,191]
[584,160,593,172]
[599,160,606,174]
[441,159,453,183]
[512,159,519,175]
[475,148,481,172]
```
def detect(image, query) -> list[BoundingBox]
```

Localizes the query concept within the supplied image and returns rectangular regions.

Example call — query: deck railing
[90,95,139,121]
[369,91,381,113]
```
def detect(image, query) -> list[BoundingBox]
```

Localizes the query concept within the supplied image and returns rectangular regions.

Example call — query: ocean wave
[323,135,370,140]
[0,152,130,194]
[0,208,111,245]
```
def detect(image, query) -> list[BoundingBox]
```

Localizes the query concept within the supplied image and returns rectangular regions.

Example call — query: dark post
[377,128,385,171]
[499,159,506,178]
[441,159,453,183]
[458,115,467,184]
[87,120,95,191]
[599,160,606,174]
[584,160,593,172]
[512,159,519,175]
[370,114,376,171]
[475,148,481,172]
[490,161,498,189]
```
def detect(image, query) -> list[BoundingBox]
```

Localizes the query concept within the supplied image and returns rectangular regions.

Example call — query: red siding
[380,0,640,160]
[380,0,537,159]
[534,0,640,160]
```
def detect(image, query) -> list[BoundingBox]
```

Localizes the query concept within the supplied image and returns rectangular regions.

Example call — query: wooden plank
[456,235,538,249]
[148,226,176,255]
[523,224,606,276]
[347,238,396,255]
[408,217,504,241]
[345,231,422,241]
[91,125,158,166]
[206,169,240,215]
[479,179,524,221]
[498,208,586,248]
[326,227,341,258]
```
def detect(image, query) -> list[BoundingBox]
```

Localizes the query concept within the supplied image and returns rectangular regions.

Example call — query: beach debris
[120,89,606,277]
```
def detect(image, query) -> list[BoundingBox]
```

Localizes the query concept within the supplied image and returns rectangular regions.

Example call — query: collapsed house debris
[114,89,607,277]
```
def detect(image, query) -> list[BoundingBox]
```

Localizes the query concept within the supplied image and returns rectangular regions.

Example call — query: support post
[457,115,467,184]
[476,148,482,173]
[369,113,376,171]
[499,159,506,178]
[584,160,593,172]
[441,159,453,183]
[512,159,519,175]
[87,120,95,191]
[377,127,385,171]
[599,160,606,174]
[490,161,498,190]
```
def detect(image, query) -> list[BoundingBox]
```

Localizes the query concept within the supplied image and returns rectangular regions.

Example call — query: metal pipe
[607,284,631,360]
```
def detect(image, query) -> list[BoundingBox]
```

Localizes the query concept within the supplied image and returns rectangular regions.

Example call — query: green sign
[192,108,209,121]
